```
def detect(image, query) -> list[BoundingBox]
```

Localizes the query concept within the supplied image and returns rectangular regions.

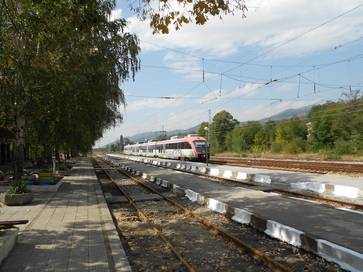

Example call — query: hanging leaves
[128,0,248,34]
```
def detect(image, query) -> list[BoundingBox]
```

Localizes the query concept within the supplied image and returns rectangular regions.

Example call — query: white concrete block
[231,208,252,224]
[161,180,168,188]
[317,239,363,272]
[253,174,271,184]
[223,170,233,179]
[210,168,220,176]
[185,189,198,202]
[208,198,227,214]
[334,185,358,198]
[236,172,248,180]
[265,220,303,247]
[307,182,325,194]
[290,182,308,190]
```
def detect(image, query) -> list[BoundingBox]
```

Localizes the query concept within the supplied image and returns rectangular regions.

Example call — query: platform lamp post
[204,126,209,166]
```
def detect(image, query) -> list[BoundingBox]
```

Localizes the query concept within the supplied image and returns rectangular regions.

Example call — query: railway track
[109,154,363,212]
[210,157,363,175]
[92,156,345,272]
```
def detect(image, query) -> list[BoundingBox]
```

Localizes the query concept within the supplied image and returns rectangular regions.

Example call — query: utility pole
[205,110,211,166]
[160,125,166,140]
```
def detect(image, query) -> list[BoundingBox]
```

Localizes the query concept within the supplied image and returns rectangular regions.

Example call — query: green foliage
[270,142,283,153]
[320,150,341,160]
[156,134,170,141]
[306,138,326,152]
[307,91,363,156]
[232,136,249,152]
[275,117,308,146]
[211,110,239,151]
[56,164,67,171]
[1,0,140,178]
[129,0,248,34]
[333,139,354,155]
[226,121,262,152]
[253,130,269,151]
[198,122,210,139]
[202,93,363,158]
[283,138,306,155]
[6,180,31,194]
[308,102,342,146]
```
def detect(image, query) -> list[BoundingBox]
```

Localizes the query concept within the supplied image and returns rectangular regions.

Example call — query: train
[123,134,209,161]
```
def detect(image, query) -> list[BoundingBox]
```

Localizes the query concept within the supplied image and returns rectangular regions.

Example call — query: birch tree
[0,0,140,179]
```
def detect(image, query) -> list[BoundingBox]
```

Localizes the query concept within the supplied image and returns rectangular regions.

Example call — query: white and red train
[123,134,209,161]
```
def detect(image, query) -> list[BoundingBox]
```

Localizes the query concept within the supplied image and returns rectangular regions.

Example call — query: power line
[121,3,363,134]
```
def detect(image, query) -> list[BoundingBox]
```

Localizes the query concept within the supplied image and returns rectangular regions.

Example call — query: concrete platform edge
[93,169,132,272]
[117,155,363,200]
[0,228,18,266]
[117,159,363,272]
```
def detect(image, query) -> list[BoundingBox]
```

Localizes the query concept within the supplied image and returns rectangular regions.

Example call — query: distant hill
[250,104,312,125]
[100,105,313,147]
[126,125,200,144]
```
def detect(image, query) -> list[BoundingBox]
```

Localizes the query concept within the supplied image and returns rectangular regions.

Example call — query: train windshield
[193,140,207,152]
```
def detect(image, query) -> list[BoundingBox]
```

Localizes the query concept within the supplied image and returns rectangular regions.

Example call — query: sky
[95,0,363,147]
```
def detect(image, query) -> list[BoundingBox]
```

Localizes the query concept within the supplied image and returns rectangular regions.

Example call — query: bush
[334,139,354,155]
[306,141,326,153]
[6,180,31,194]
[284,142,302,154]
[270,142,283,153]
[319,150,341,160]
[284,138,306,154]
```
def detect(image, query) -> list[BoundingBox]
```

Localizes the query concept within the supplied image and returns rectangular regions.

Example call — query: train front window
[193,140,207,152]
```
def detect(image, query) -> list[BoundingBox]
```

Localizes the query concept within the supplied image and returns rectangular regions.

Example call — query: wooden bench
[0,220,29,229]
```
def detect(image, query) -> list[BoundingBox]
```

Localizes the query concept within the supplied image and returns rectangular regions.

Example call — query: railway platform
[0,157,130,272]
[107,155,363,272]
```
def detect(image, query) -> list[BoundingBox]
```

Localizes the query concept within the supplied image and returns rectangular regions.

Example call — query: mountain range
[101,104,313,147]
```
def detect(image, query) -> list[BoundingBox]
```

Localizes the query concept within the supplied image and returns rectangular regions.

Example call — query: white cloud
[276,83,295,93]
[124,0,363,58]
[95,0,363,147]
[111,8,123,21]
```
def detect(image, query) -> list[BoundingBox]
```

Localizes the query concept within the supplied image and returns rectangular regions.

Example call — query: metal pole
[204,126,209,166]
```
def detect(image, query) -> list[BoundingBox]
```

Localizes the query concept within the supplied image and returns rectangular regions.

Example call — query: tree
[197,121,210,139]
[336,91,363,151]
[211,110,239,152]
[273,117,307,154]
[225,121,262,152]
[308,102,342,148]
[0,0,140,179]
[274,118,303,144]
[128,0,248,34]
[307,91,363,154]
[254,120,277,151]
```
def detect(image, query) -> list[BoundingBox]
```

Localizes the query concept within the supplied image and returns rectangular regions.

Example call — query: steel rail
[115,155,362,214]
[210,158,363,174]
[101,157,294,272]
[94,159,196,272]
[272,189,363,211]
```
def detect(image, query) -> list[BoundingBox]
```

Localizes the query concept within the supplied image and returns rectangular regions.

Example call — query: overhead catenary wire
[121,4,363,134]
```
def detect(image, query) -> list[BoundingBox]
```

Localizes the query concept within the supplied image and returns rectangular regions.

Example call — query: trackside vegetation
[197,91,363,159]
[104,91,363,160]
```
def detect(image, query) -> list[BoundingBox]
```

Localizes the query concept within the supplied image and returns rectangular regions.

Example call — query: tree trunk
[55,148,60,162]
[12,116,26,180]
[13,142,24,180]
